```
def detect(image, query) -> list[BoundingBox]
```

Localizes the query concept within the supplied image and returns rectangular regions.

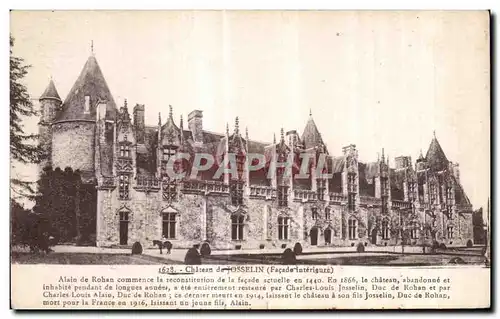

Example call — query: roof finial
[91,40,94,56]
[273,133,276,144]
[234,117,239,135]
[433,130,436,138]
[169,105,173,119]
[124,98,128,109]
[280,128,285,143]
[158,112,162,126]
[381,148,385,162]
[245,127,249,140]
[309,108,312,116]
[180,115,183,130]
[226,123,229,136]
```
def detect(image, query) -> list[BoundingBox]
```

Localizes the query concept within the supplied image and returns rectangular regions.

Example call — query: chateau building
[38,54,474,250]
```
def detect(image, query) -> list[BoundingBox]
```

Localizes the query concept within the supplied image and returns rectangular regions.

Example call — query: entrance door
[119,211,129,245]
[324,228,332,245]
[310,227,318,246]
[371,228,377,245]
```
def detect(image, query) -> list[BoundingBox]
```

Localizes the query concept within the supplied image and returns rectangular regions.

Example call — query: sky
[10,10,490,210]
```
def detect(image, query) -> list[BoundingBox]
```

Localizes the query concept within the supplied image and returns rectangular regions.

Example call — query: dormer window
[161,147,178,176]
[84,95,90,114]
[236,153,245,180]
[348,173,357,194]
[348,193,356,211]
[120,144,130,158]
[163,147,177,161]
[408,182,416,201]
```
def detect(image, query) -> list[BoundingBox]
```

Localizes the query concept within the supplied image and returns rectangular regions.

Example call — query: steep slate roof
[358,162,375,196]
[328,156,345,174]
[425,136,449,171]
[390,168,405,200]
[40,79,61,101]
[453,176,472,207]
[301,115,324,150]
[55,55,117,122]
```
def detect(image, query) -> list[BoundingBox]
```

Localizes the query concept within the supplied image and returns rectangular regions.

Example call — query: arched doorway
[371,228,377,245]
[310,227,318,246]
[324,228,332,245]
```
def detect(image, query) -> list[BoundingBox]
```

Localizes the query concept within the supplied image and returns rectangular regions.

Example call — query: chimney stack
[133,104,145,144]
[188,110,203,144]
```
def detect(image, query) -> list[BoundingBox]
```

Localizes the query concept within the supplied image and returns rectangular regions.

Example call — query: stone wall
[52,121,95,173]
[95,186,474,250]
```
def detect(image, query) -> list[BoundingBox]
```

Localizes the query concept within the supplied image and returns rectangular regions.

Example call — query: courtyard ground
[10,244,488,266]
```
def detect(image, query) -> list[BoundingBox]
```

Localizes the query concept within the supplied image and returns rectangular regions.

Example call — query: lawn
[10,252,183,265]
[203,252,488,266]
[10,250,488,266]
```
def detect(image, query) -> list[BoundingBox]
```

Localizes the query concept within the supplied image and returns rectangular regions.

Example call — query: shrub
[259,244,265,249]
[364,242,368,246]
[200,242,211,256]
[293,242,303,255]
[131,242,143,255]
[356,242,365,253]
[235,245,242,250]
[384,242,388,246]
[466,240,473,248]
[281,244,287,249]
[184,247,201,265]
[351,243,355,247]
[282,248,296,265]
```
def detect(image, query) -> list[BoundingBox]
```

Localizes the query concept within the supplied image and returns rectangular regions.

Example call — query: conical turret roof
[55,55,117,122]
[301,112,324,149]
[425,135,449,171]
[40,79,61,101]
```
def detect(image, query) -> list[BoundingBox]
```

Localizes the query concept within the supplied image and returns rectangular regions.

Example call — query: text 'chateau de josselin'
[37,53,474,251]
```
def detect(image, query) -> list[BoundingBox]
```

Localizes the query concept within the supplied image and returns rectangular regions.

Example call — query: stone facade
[38,54,475,250]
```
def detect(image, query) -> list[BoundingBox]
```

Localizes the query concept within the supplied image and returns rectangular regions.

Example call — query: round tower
[38,78,62,170]
[51,55,117,183]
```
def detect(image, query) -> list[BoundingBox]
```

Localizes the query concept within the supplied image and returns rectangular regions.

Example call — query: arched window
[348,217,357,240]
[231,213,245,241]
[382,219,390,239]
[278,216,290,240]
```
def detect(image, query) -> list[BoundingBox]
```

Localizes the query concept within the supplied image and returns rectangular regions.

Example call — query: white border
[2,1,498,317]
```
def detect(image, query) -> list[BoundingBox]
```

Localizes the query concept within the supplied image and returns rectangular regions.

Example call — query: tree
[10,35,43,199]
